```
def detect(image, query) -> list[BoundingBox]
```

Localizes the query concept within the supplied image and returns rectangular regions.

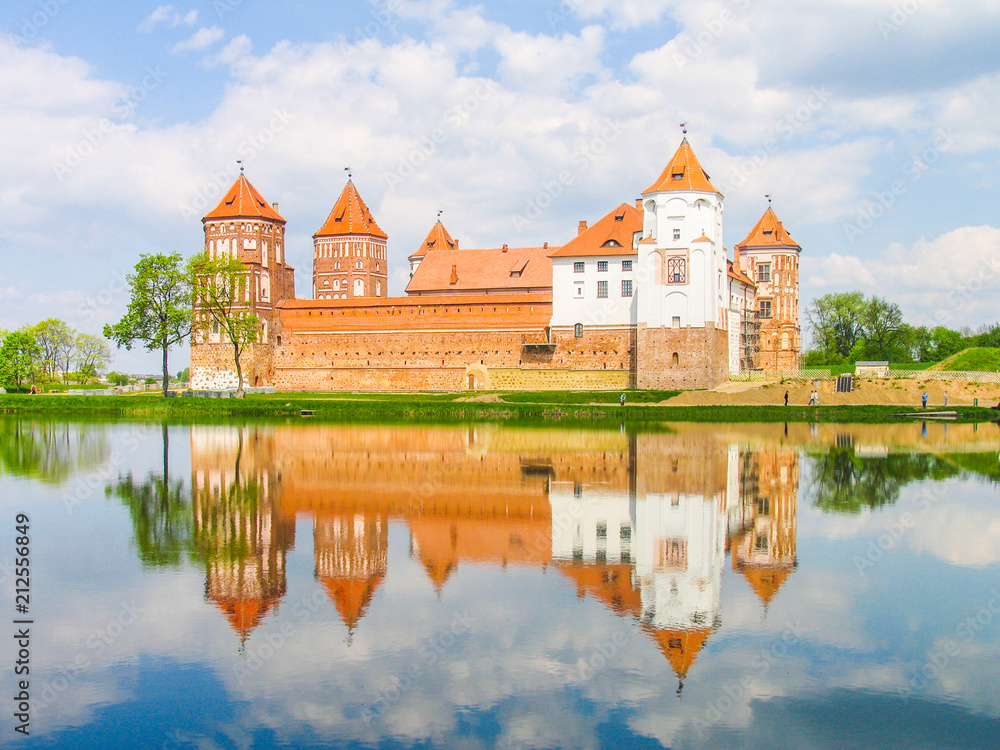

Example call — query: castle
[190,136,801,391]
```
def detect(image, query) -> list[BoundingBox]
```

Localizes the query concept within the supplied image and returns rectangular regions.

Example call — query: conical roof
[214,597,276,639]
[643,626,713,679]
[739,566,795,608]
[736,207,800,249]
[321,574,384,630]
[204,173,285,222]
[643,138,719,195]
[315,180,387,239]
[411,220,459,259]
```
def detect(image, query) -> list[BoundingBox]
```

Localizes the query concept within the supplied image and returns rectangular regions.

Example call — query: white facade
[636,190,726,331]
[550,253,639,329]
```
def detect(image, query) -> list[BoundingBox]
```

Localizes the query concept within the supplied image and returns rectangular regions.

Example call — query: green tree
[104,253,192,397]
[189,252,261,398]
[0,330,41,390]
[74,333,112,382]
[806,292,866,360]
[32,319,75,380]
[859,296,904,360]
[106,371,131,386]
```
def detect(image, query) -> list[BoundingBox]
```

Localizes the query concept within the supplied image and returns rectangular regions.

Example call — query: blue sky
[2,0,999,372]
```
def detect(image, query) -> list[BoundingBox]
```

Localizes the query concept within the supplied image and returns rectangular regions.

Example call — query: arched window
[356,260,363,270]
[333,279,340,290]
[354,278,365,296]
[334,261,341,270]
[574,323,584,338]
[671,352,679,367]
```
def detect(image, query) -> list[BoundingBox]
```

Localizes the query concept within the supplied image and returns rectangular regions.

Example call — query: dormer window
[672,170,684,180]
[602,239,622,247]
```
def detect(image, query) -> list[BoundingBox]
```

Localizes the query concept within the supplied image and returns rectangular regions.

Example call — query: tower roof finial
[237,159,244,174]
[680,122,688,136]
[765,193,772,205]
[437,210,443,221]
[345,165,352,180]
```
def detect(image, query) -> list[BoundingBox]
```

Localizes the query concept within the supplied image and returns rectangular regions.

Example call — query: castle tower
[635,137,730,389]
[313,179,388,300]
[735,207,801,372]
[314,514,388,633]
[408,218,458,277]
[195,172,295,389]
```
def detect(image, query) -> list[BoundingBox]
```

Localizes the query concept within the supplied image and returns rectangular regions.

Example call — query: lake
[2,418,999,749]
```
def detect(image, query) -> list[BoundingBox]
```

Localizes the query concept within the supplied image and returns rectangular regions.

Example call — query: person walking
[808,389,817,406]
[620,393,626,407]
[921,391,928,409]
[784,391,789,406]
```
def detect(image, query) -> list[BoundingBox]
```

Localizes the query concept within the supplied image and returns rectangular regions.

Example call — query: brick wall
[636,324,729,390]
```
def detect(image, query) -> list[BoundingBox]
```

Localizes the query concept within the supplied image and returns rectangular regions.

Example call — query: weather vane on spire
[237,159,244,174]
[437,210,443,220]
[345,166,352,180]
[680,122,688,135]
[765,193,772,205]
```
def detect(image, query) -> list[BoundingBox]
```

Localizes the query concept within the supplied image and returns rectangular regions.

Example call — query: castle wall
[268,296,635,391]
[635,323,729,390]
[191,342,273,390]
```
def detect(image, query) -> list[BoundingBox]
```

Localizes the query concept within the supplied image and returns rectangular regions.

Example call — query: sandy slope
[663,378,1000,407]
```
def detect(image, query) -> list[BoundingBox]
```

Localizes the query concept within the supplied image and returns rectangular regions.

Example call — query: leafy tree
[75,333,112,382]
[177,367,190,382]
[858,296,905,360]
[104,253,192,397]
[0,330,41,390]
[32,319,75,380]
[106,371,131,386]
[806,292,866,360]
[189,252,261,398]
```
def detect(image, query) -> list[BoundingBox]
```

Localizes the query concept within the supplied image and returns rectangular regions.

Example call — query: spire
[410,217,459,260]
[315,179,387,239]
[204,172,285,222]
[321,574,384,631]
[643,626,713,680]
[736,207,800,250]
[643,138,720,195]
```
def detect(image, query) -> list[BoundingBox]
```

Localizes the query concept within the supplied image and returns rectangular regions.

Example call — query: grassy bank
[1,392,997,425]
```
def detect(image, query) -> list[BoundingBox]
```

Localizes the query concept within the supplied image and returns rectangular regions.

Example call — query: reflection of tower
[191,426,295,642]
[733,447,799,611]
[314,515,388,633]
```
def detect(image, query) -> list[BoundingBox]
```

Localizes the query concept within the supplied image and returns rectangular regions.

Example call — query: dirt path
[663,378,1000,408]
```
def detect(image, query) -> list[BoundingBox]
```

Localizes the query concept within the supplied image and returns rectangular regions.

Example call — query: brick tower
[735,206,801,372]
[192,171,296,389]
[313,179,388,300]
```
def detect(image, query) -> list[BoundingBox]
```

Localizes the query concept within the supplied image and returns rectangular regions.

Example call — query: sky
[1,0,999,372]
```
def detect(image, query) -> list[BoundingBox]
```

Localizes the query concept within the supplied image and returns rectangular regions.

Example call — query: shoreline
[1,393,997,425]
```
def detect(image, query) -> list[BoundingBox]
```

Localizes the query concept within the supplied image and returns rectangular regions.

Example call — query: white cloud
[138,5,198,34]
[171,26,225,54]
[569,0,677,30]
[808,225,1000,328]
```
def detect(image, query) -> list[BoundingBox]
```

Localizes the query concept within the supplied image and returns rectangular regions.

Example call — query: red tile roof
[405,245,553,295]
[550,203,641,258]
[411,220,458,259]
[727,259,755,286]
[204,174,285,222]
[736,207,800,250]
[315,180,387,239]
[643,138,720,195]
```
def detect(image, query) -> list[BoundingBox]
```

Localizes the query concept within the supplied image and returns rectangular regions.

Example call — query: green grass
[929,347,1000,372]
[2,393,997,425]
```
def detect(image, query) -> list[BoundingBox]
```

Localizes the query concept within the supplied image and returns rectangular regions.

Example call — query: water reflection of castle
[190,424,799,679]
